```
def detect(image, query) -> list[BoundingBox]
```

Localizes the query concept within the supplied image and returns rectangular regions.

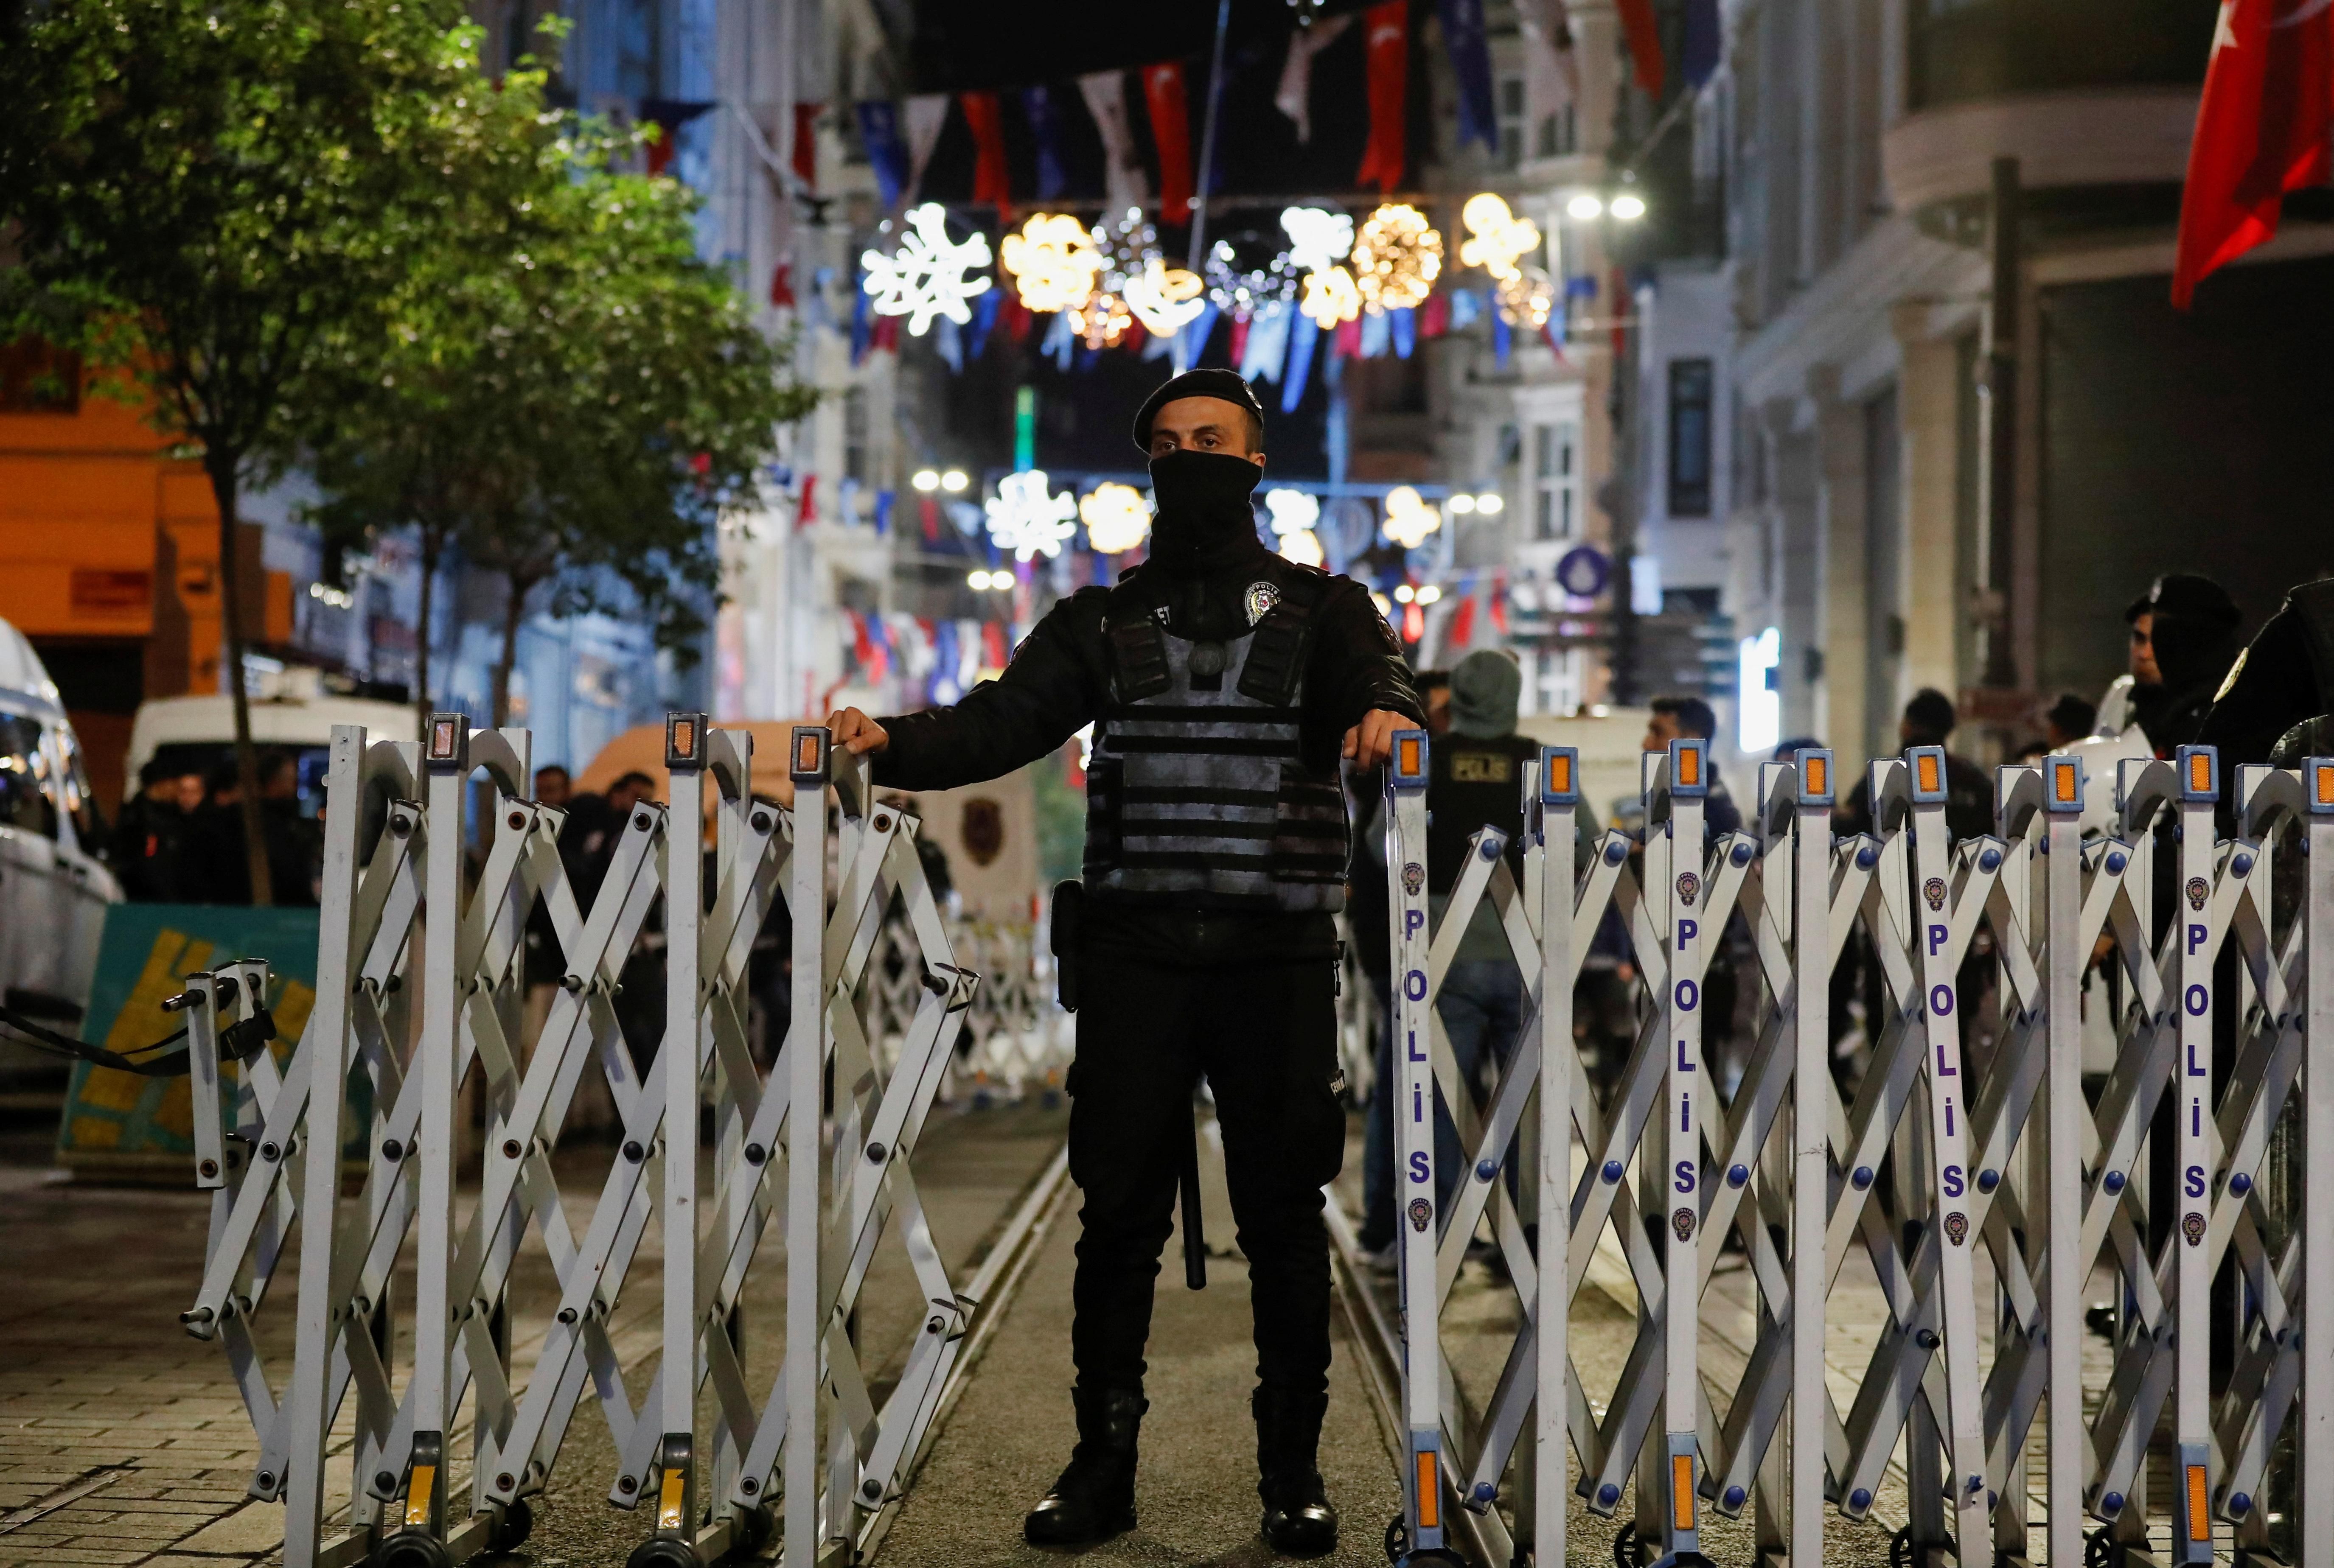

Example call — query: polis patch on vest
[1244,581,1281,625]
[1449,751,1515,784]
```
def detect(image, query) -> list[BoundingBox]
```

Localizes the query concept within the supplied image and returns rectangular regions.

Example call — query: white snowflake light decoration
[862,202,993,336]
[1380,485,1442,550]
[1458,193,1541,283]
[1000,213,1103,314]
[1280,206,1355,273]
[1079,483,1152,554]
[1263,488,1321,538]
[1121,256,1207,337]
[985,469,1079,560]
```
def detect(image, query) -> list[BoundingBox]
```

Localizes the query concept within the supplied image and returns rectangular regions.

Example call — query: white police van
[0,618,118,1027]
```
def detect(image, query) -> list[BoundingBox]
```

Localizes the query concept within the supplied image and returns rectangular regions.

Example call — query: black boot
[1254,1387,1339,1557]
[1024,1386,1145,1546]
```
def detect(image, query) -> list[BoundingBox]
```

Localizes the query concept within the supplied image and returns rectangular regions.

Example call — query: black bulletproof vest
[1083,568,1349,912]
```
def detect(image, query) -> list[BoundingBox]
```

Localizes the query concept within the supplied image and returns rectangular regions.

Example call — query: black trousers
[1067,949,1347,1399]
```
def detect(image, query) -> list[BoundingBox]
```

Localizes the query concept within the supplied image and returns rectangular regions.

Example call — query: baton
[1181,1098,1207,1291]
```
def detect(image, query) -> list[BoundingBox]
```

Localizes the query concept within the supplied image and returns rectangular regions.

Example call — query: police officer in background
[823,368,1421,1557]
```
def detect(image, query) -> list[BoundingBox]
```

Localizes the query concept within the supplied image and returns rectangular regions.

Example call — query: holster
[1050,879,1083,1012]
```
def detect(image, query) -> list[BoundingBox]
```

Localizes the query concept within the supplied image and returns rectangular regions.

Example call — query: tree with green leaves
[310,104,815,729]
[0,0,547,903]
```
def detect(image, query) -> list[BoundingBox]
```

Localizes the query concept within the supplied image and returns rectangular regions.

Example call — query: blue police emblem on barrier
[1403,862,1425,896]
[2183,1211,2207,1248]
[1672,1207,1695,1243]
[1676,871,1699,907]
[1408,1197,1433,1233]
[2186,876,2209,910]
[1924,876,1947,911]
[1944,1211,1968,1247]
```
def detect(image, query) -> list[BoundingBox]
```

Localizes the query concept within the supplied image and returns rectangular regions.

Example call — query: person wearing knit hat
[819,364,1422,1559]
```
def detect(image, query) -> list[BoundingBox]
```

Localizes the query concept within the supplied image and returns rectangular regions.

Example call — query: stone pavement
[0,1103,1069,1568]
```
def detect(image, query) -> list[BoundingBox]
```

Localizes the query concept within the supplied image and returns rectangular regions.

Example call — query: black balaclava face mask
[1147,448,1266,577]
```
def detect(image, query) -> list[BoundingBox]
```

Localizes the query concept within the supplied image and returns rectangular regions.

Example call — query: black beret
[2125,572,2239,629]
[1131,369,1266,454]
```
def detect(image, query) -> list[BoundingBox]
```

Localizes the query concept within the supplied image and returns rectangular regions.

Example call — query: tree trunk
[209,456,274,907]
[491,571,536,728]
[413,524,443,740]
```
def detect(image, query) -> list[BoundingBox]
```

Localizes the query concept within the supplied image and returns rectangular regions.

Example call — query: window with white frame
[1498,76,1526,170]
[1520,646,1585,716]
[1531,418,1581,541]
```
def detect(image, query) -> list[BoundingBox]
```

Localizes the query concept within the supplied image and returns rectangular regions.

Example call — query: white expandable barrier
[1375,732,2334,1568]
[171,714,1023,1568]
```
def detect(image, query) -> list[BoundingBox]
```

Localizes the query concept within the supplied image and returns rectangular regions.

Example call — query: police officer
[824,369,1421,1557]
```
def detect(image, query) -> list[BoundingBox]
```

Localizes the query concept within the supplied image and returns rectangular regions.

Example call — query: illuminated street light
[1394,583,1416,603]
[967,569,990,589]
[1566,192,1604,221]
[1448,493,1477,515]
[1415,584,1443,605]
[1610,192,1647,221]
[1475,492,1505,514]
[940,469,969,493]
[912,469,941,492]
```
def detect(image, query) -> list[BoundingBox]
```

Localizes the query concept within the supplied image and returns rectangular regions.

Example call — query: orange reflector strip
[2317,763,2334,807]
[1918,753,1941,794]
[2189,752,2212,793]
[1805,755,1826,795]
[2187,1465,2209,1540]
[404,1465,435,1528]
[671,718,696,759]
[796,734,820,773]
[429,718,459,761]
[1415,1452,1439,1528]
[659,1466,688,1532]
[1678,747,1700,787]
[1672,1456,1696,1532]
[2054,761,2079,803]
[1399,736,1422,777]
[1548,753,1572,794]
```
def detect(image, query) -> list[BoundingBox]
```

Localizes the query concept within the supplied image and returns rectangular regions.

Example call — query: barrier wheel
[1383,1515,1408,1562]
[490,1498,533,1551]
[372,1532,454,1568]
[1885,1526,1954,1568]
[1612,1522,1637,1567]
[2082,1531,2124,1568]
[727,1502,775,1557]
[626,1538,700,1568]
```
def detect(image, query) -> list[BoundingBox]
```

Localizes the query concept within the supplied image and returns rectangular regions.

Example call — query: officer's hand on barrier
[826,707,891,756]
[1343,708,1410,770]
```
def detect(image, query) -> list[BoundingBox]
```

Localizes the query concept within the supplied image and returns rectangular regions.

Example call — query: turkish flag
[1616,0,1665,96]
[960,91,1013,210]
[1355,0,1409,193]
[1141,62,1195,222]
[2172,0,2334,308]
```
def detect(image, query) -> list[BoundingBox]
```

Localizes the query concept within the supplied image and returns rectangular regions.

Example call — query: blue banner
[1437,0,1499,152]
[1020,85,1071,202]
[856,100,911,208]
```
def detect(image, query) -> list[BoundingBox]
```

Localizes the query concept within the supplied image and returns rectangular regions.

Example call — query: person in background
[1417,668,1452,736]
[2198,575,2334,770]
[1419,652,1537,1241]
[1835,689,1993,841]
[522,763,579,1067]
[2043,692,2098,750]
[2126,573,2241,756]
[1643,695,1741,834]
[113,758,193,901]
[257,748,321,906]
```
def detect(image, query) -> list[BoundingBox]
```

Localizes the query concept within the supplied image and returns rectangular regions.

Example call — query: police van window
[0,715,60,838]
